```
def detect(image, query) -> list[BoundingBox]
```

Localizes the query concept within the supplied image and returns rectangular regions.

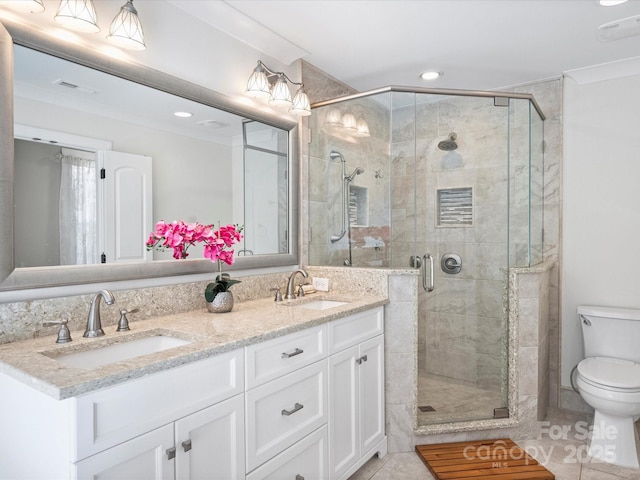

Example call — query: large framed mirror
[0,22,299,292]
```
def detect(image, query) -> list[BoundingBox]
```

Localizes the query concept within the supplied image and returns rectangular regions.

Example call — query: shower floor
[417,371,505,425]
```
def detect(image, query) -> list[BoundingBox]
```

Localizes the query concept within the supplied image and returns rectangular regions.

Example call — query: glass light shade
[354,115,370,137]
[107,0,146,51]
[324,108,343,128]
[54,0,99,33]
[341,112,357,131]
[5,0,45,13]
[245,64,271,98]
[269,74,292,107]
[289,86,311,116]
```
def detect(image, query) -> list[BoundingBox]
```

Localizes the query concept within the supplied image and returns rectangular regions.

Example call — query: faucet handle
[43,319,72,344]
[116,308,139,332]
[271,287,283,302]
[297,284,305,298]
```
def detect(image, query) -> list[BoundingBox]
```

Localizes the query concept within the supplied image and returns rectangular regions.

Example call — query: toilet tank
[578,305,640,363]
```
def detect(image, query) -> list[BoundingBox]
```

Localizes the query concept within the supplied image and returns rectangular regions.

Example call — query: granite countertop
[0,293,388,400]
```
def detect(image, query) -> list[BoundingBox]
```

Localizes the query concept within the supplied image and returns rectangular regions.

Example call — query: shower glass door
[390,91,511,425]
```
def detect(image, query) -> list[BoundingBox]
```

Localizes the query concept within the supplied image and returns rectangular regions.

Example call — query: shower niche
[348,185,368,227]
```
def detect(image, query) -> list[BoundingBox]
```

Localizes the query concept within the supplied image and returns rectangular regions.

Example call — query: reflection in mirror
[0,22,299,293]
[13,44,289,268]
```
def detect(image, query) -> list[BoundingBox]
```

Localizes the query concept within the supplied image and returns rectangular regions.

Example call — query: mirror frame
[0,22,299,292]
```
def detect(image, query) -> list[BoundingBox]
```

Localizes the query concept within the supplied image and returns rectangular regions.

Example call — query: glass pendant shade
[341,112,358,132]
[54,0,99,33]
[269,74,292,107]
[355,115,370,137]
[324,108,343,128]
[7,0,45,13]
[107,0,146,51]
[289,86,311,116]
[245,63,271,98]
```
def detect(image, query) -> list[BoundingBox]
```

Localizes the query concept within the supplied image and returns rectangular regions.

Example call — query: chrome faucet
[285,268,308,300]
[84,290,115,337]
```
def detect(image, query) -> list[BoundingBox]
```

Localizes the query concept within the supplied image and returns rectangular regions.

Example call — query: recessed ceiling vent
[52,79,98,94]
[598,15,640,42]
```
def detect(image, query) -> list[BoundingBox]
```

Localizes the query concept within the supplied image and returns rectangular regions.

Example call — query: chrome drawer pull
[182,439,192,452]
[356,354,368,364]
[166,447,176,460]
[295,475,305,480]
[281,402,304,416]
[281,348,304,358]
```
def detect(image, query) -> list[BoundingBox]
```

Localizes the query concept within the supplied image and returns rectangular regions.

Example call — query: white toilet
[576,305,640,468]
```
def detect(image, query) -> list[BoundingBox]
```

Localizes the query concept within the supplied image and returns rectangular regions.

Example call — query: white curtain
[59,152,97,265]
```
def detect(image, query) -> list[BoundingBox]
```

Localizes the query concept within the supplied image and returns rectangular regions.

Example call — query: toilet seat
[578,357,640,391]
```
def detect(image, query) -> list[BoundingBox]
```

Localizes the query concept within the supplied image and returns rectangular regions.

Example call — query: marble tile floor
[349,409,640,480]
[418,371,504,425]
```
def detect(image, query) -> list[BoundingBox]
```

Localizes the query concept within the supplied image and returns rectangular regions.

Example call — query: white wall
[561,74,640,387]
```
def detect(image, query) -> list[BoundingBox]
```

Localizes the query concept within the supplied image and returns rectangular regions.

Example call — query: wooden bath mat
[416,438,555,479]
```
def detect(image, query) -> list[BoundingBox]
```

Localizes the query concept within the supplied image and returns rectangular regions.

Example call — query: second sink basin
[296,299,348,310]
[50,334,191,369]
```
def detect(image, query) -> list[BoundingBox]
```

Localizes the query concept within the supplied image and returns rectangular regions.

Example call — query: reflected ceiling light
[420,71,443,81]
[599,0,628,6]
[2,0,45,13]
[54,0,99,33]
[107,0,146,51]
[245,60,311,116]
[174,111,192,118]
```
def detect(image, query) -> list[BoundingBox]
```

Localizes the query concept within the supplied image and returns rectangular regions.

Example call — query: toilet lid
[578,357,640,389]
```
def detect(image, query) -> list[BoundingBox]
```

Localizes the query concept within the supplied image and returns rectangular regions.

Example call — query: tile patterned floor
[349,409,640,480]
[417,372,504,425]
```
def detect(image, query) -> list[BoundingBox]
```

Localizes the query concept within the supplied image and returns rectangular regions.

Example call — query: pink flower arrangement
[145,220,243,264]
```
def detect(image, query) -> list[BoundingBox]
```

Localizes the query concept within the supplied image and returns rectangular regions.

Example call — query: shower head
[346,167,365,182]
[438,132,458,151]
[329,150,345,162]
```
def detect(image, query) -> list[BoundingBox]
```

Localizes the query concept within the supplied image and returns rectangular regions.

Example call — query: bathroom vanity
[0,295,387,480]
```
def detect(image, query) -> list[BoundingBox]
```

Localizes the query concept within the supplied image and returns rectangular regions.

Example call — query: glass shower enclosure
[308,87,544,426]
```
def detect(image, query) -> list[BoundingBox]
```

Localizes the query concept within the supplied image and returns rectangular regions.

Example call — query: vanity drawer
[246,425,328,480]
[245,324,327,389]
[72,349,243,461]
[328,306,384,355]
[246,360,327,472]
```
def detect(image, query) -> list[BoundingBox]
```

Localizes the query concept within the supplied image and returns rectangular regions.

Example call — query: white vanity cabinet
[74,394,245,480]
[244,324,328,478]
[328,306,386,480]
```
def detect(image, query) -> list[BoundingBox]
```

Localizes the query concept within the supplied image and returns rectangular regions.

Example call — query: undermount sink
[295,299,349,311]
[49,334,191,369]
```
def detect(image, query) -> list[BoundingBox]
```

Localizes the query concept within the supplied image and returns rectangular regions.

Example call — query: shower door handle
[422,254,434,292]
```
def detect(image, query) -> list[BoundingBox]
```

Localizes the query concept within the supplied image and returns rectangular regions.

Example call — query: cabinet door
[174,395,245,480]
[359,335,385,454]
[328,345,359,480]
[74,424,173,480]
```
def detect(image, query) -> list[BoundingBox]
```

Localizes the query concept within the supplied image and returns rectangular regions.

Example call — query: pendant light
[107,0,146,51]
[5,0,45,13]
[54,0,99,33]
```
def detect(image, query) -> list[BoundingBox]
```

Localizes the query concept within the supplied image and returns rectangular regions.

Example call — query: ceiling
[207,0,640,91]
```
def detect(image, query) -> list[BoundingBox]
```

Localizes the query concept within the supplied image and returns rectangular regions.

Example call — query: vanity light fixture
[245,60,311,116]
[107,0,146,51]
[4,0,44,13]
[54,0,99,33]
[322,108,370,138]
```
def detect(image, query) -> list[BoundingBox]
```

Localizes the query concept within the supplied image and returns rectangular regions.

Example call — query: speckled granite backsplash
[0,267,397,345]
